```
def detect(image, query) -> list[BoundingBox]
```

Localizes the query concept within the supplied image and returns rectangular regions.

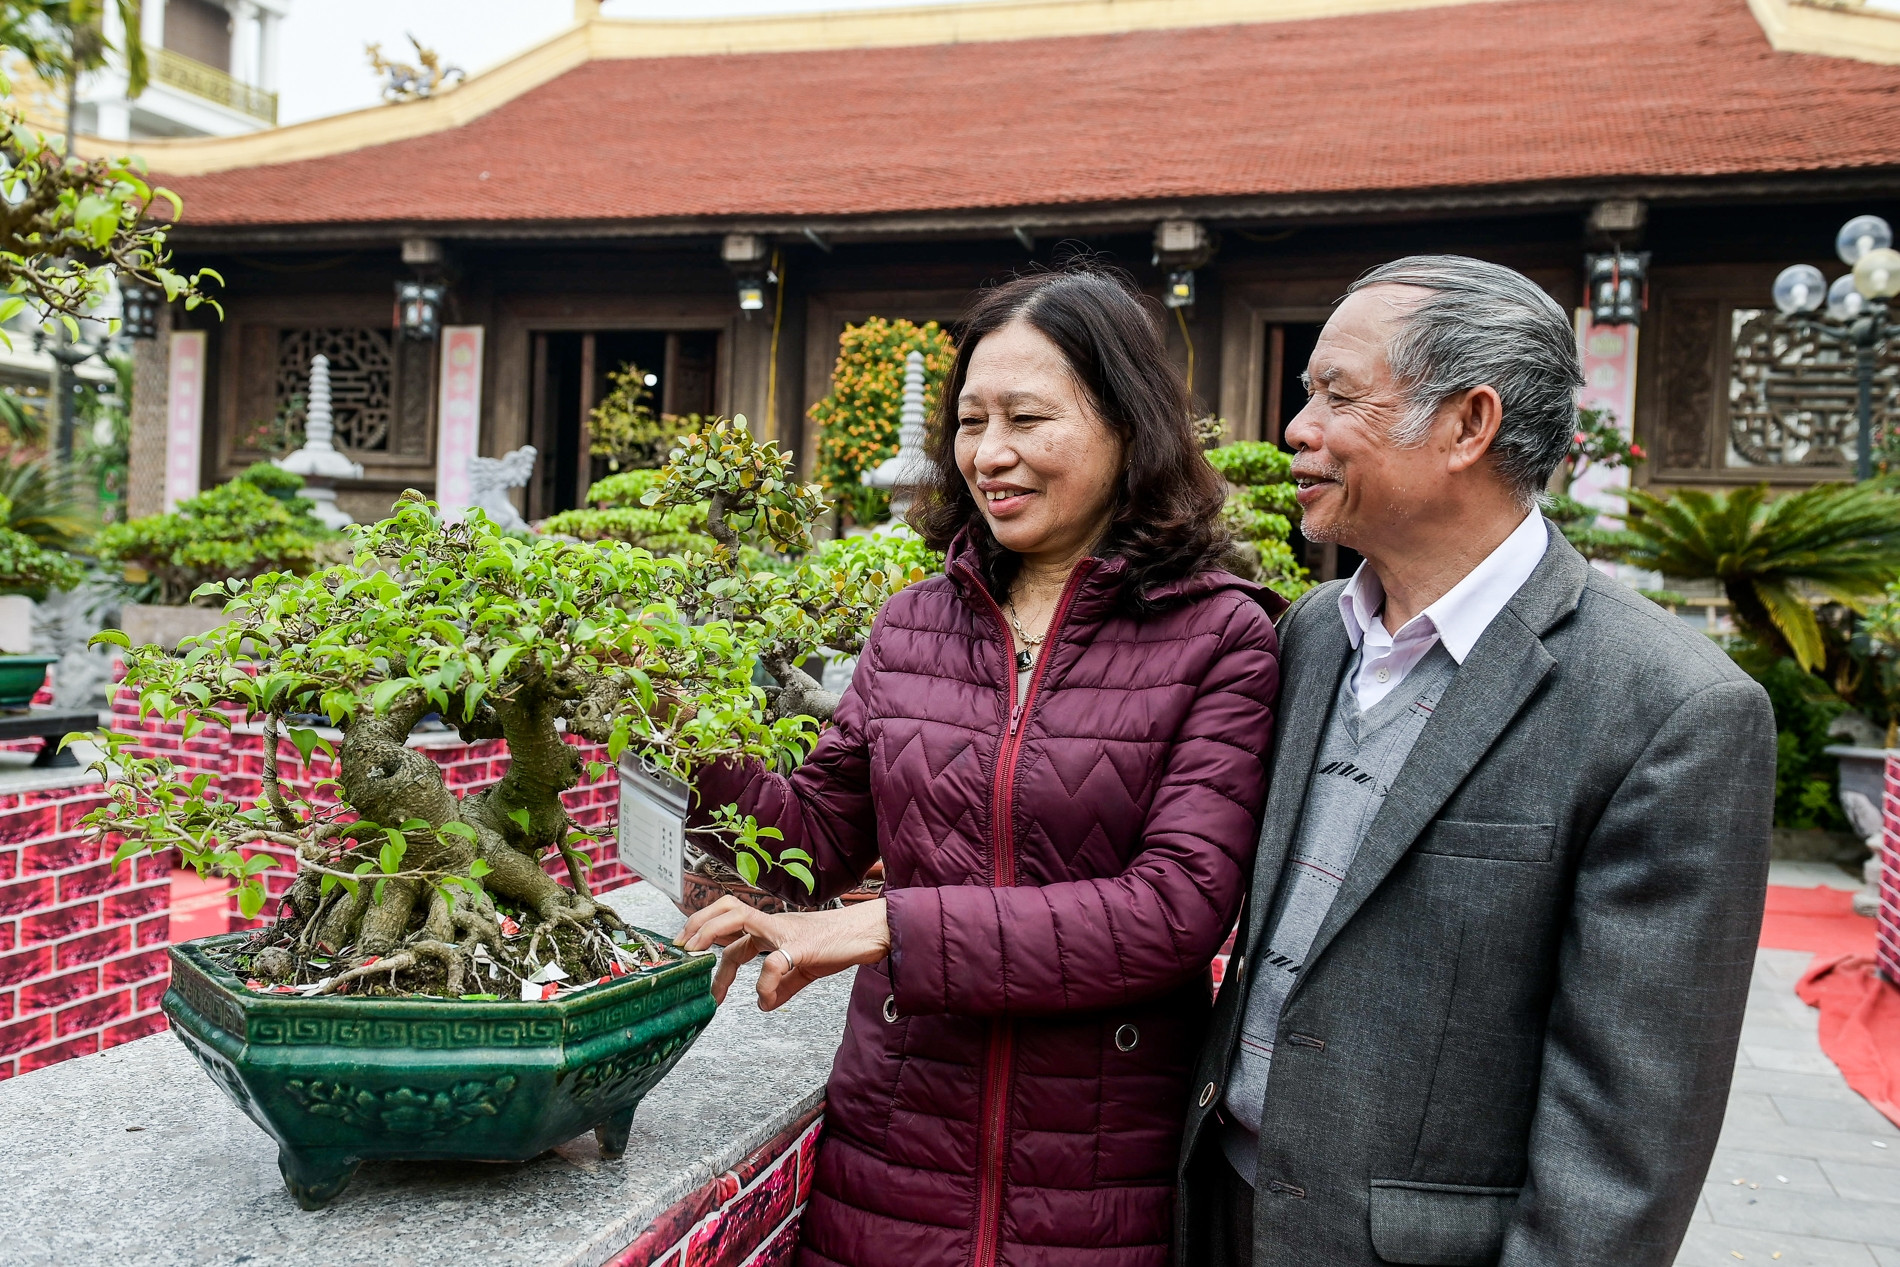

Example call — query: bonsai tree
[81,416,934,997]
[94,463,344,605]
[1203,438,1310,600]
[809,317,953,526]
[0,27,219,332]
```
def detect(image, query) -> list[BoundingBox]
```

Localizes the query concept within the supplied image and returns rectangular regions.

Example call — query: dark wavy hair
[912,267,1230,607]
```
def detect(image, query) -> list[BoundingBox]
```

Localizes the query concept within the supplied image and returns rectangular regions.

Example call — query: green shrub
[0,524,84,598]
[1204,440,1310,600]
[808,318,954,526]
[94,466,342,606]
[1732,649,1848,831]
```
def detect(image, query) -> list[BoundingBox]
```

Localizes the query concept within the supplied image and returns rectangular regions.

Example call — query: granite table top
[0,883,851,1267]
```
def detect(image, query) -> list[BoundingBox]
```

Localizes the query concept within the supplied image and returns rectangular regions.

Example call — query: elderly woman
[682,268,1283,1267]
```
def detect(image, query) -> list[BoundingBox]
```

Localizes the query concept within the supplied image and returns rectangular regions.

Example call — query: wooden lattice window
[276,328,398,453]
[1728,308,1900,468]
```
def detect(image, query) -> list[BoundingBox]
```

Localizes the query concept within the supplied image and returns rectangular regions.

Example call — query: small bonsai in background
[809,317,953,527]
[1203,438,1310,600]
[83,416,936,997]
[541,469,713,555]
[94,464,344,605]
[588,364,706,473]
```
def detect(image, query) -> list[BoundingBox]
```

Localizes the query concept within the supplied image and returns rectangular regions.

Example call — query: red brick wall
[0,776,172,1079]
[1881,755,1899,985]
[604,1108,822,1267]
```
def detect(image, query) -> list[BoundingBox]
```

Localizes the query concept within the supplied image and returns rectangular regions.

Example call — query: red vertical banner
[435,325,484,517]
[164,331,206,511]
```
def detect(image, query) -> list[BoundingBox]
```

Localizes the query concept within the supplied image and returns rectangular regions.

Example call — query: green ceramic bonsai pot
[163,931,717,1210]
[0,654,57,708]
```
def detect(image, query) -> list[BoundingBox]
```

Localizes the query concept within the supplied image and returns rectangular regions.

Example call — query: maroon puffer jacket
[692,539,1282,1267]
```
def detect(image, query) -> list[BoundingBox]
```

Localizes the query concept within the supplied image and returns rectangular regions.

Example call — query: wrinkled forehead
[1304,284,1429,389]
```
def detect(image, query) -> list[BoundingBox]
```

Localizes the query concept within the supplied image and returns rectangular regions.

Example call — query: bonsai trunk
[275,680,622,992]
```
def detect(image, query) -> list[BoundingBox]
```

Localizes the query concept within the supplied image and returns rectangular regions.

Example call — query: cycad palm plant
[0,449,89,552]
[1615,481,1900,671]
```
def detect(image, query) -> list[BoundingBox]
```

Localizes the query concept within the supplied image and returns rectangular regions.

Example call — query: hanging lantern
[1585,252,1649,327]
[1164,269,1196,309]
[119,280,162,340]
[394,280,445,340]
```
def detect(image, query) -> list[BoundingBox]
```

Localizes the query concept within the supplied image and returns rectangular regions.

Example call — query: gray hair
[1346,255,1582,505]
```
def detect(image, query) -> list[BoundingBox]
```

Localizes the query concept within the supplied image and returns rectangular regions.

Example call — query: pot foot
[594,1104,638,1158]
[279,1146,361,1210]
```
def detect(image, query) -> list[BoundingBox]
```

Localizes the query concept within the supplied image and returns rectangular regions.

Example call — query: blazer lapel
[1288,525,1589,993]
[1247,584,1352,943]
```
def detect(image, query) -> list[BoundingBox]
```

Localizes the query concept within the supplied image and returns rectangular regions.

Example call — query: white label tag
[618,759,687,904]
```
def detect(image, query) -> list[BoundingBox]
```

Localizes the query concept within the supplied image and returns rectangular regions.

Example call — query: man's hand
[680,895,890,1010]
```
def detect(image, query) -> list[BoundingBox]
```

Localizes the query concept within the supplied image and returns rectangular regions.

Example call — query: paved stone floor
[1675,864,1900,1266]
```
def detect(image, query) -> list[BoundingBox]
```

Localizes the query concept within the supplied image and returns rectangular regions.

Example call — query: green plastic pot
[163,932,717,1209]
[0,654,56,708]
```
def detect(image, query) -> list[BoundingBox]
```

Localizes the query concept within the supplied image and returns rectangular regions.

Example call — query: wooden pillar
[576,333,596,508]
[528,333,550,521]
[1264,324,1285,445]
[126,303,174,519]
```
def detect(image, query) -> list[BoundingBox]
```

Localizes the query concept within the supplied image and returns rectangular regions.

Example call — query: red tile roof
[160,0,1900,229]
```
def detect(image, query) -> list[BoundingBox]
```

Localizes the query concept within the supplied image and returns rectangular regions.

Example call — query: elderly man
[1179,255,1776,1266]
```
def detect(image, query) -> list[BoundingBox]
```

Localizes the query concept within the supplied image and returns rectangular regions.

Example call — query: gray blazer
[1178,525,1776,1267]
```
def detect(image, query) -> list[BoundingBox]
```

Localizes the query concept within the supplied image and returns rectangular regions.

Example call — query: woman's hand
[680,895,891,1011]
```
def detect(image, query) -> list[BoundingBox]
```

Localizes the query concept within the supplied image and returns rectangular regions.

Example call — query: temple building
[120,0,1900,578]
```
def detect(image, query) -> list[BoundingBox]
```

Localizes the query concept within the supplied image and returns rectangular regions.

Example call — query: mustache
[1290,458,1346,483]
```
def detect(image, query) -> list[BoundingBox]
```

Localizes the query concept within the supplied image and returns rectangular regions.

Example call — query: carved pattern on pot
[566,1033,693,1102]
[250,1015,563,1047]
[565,976,709,1041]
[169,961,247,1037]
[282,1075,520,1137]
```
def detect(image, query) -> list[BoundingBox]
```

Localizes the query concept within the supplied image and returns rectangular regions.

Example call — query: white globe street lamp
[1769,214,1896,480]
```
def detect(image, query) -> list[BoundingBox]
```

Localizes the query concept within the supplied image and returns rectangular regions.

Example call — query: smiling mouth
[983,487,1037,509]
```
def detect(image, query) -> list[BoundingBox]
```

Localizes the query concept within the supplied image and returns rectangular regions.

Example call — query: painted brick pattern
[1880,755,1899,985]
[605,1109,824,1267]
[0,777,171,1080]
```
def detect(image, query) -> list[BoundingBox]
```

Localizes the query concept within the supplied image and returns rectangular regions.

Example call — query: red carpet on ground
[1759,884,1876,960]
[1760,884,1899,1129]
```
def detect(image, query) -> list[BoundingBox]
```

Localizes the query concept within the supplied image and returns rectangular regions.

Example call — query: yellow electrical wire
[764,249,785,439]
[1175,304,1196,398]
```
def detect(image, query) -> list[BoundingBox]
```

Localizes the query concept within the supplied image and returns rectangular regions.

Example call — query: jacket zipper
[967,559,1096,1267]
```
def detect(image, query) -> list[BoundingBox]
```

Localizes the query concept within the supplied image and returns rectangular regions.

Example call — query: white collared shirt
[1337,512,1550,710]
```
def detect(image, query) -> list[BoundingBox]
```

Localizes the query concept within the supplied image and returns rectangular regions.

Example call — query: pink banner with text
[164,331,206,512]
[1571,311,1641,519]
[435,326,484,516]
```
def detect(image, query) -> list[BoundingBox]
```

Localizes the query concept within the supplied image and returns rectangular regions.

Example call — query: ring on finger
[769,947,797,973]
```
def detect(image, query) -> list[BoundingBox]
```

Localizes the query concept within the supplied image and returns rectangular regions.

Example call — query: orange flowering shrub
[809,318,954,525]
